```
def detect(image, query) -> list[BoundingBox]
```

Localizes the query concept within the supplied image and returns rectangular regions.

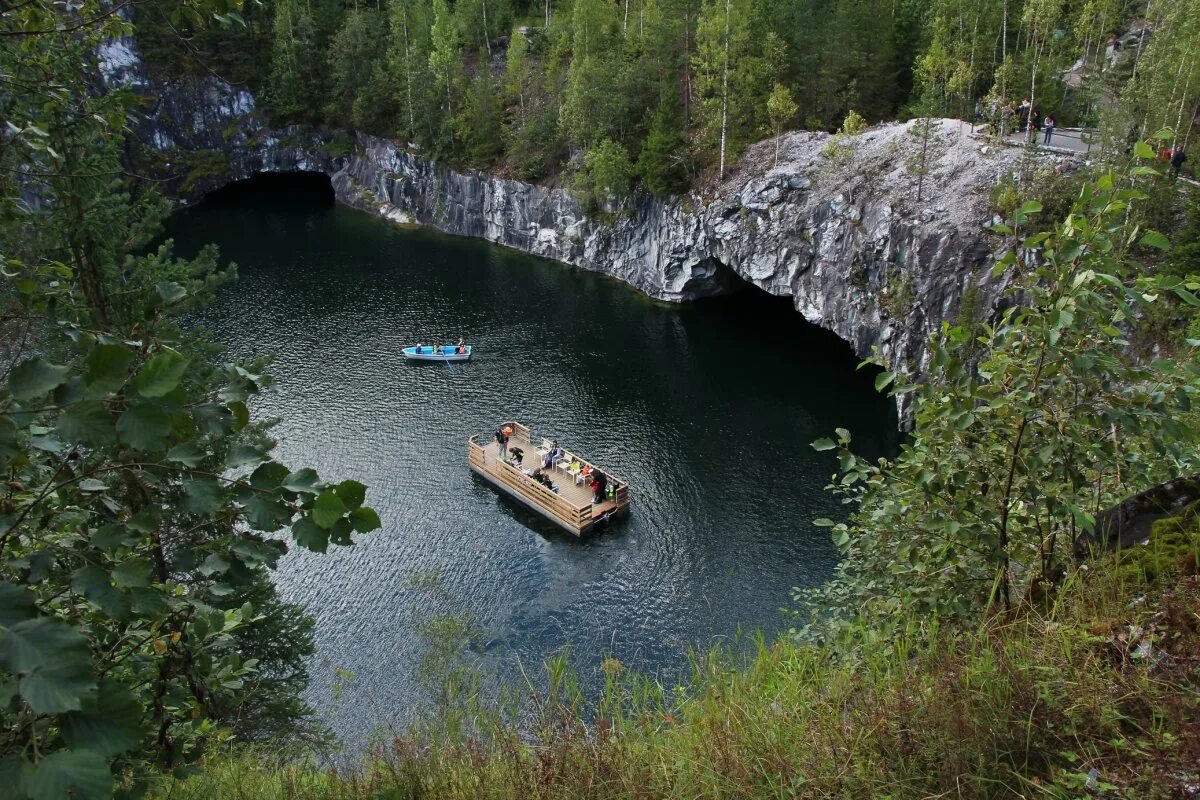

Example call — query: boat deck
[468,423,629,536]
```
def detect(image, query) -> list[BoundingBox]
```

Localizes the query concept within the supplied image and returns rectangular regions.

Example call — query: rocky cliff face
[117,52,1047,410]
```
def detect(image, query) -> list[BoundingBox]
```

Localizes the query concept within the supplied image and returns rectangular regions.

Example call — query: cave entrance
[197,171,334,211]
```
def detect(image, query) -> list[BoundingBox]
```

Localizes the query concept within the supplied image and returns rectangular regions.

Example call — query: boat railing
[468,434,594,528]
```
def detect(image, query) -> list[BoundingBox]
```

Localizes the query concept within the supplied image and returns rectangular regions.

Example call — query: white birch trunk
[718,0,730,181]
[401,8,416,136]
[482,0,492,57]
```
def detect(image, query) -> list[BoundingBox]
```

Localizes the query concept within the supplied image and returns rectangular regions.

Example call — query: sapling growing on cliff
[766,83,798,167]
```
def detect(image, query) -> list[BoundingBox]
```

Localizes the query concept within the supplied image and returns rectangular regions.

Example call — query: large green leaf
[192,402,233,436]
[62,681,143,757]
[129,589,170,618]
[28,750,112,800]
[349,507,382,533]
[185,477,224,516]
[91,524,139,552]
[0,756,33,799]
[54,400,115,445]
[135,351,188,398]
[111,558,153,589]
[0,619,95,714]
[70,566,129,620]
[281,468,320,494]
[334,480,367,510]
[197,553,230,577]
[83,344,133,397]
[20,658,96,715]
[165,441,205,467]
[116,403,172,452]
[0,618,88,673]
[292,517,329,553]
[249,461,289,490]
[311,490,348,529]
[225,444,266,468]
[0,582,38,627]
[242,495,290,532]
[329,517,354,547]
[8,358,70,401]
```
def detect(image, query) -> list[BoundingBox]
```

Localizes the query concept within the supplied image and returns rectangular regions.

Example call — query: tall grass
[158,519,1200,800]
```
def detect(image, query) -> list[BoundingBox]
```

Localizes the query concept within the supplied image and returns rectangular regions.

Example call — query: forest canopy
[133,0,1200,192]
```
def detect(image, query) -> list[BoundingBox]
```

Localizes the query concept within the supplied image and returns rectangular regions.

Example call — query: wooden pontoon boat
[468,422,630,536]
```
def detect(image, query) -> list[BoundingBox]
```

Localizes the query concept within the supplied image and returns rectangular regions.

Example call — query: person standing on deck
[1043,115,1056,145]
[590,471,608,504]
[495,425,511,460]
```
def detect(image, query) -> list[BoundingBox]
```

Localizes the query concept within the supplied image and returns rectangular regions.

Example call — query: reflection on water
[166,175,898,747]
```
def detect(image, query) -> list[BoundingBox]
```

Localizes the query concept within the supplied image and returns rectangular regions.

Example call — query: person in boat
[495,425,510,459]
[508,446,525,465]
[542,440,563,470]
[456,337,466,356]
[590,471,608,504]
[533,470,559,493]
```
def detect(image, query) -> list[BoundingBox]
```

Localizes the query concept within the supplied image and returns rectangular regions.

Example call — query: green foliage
[637,101,691,196]
[765,83,797,165]
[269,0,325,123]
[327,9,388,127]
[801,159,1200,644]
[878,268,915,318]
[157,549,1200,799]
[456,50,505,167]
[840,109,870,136]
[428,0,463,155]
[576,139,634,208]
[693,0,756,179]
[0,3,376,796]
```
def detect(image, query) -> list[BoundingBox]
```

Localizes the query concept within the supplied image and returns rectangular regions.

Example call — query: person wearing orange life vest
[495,425,512,459]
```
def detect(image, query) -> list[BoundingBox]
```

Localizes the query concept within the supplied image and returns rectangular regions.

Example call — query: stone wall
[118,51,1054,417]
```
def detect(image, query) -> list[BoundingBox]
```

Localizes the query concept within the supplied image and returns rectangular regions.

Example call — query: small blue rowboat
[402,344,472,362]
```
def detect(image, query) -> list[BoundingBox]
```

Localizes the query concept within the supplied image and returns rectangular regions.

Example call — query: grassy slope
[158,515,1200,800]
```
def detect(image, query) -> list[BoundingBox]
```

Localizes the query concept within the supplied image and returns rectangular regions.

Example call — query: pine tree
[638,97,690,194]
[327,9,387,124]
[270,0,322,121]
[561,0,622,150]
[458,49,505,166]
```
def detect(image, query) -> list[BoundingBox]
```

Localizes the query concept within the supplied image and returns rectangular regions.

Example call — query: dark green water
[165,174,898,747]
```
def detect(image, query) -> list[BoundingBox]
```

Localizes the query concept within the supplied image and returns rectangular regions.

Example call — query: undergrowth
[156,520,1200,800]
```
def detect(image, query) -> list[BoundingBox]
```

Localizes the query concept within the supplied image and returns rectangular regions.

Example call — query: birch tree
[560,0,620,149]
[388,0,433,143]
[694,0,750,180]
[428,0,461,151]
